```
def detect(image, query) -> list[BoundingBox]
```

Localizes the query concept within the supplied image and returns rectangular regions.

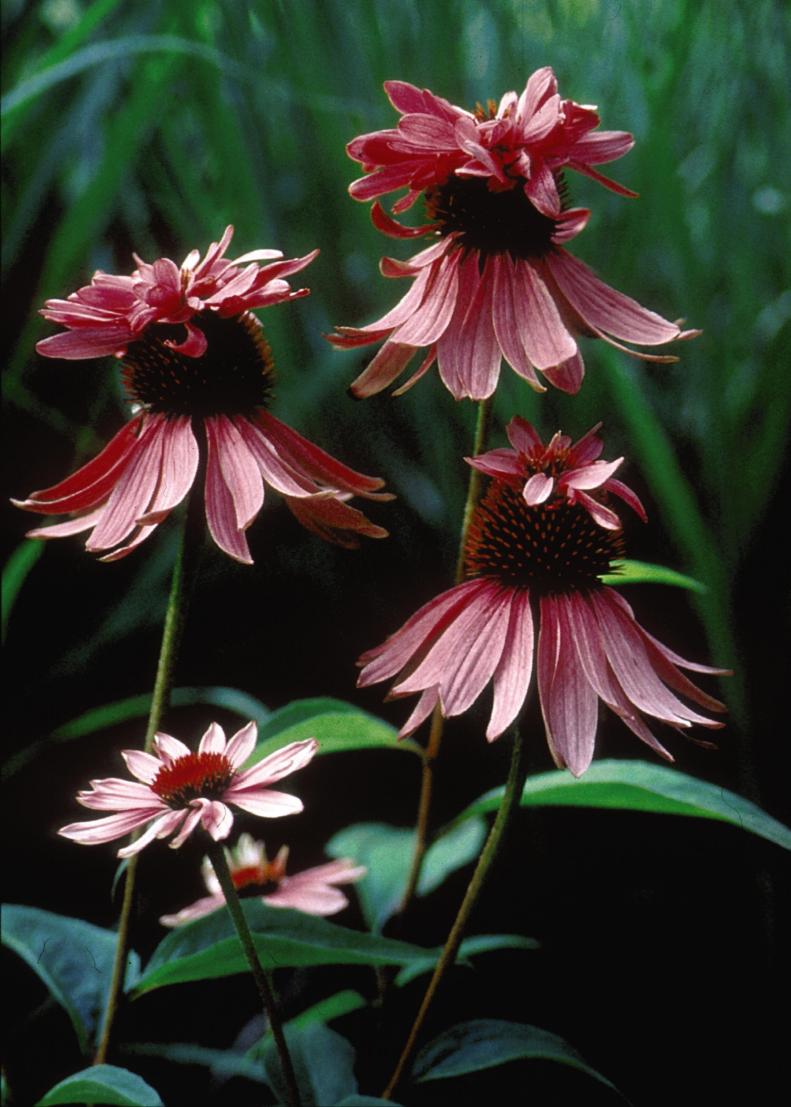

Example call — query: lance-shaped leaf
[36,1064,163,1107]
[250,697,422,759]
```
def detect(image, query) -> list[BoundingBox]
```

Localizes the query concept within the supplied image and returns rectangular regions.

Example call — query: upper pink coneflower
[328,69,698,400]
[15,228,392,562]
[358,418,726,776]
[58,722,318,858]
[159,833,366,926]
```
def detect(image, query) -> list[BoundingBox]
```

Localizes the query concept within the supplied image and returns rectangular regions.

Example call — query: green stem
[93,504,199,1066]
[398,396,493,914]
[205,841,302,1107]
[383,724,529,1099]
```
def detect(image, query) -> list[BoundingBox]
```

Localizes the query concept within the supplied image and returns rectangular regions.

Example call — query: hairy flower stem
[93,499,201,1066]
[206,841,302,1107]
[398,396,492,914]
[383,724,528,1099]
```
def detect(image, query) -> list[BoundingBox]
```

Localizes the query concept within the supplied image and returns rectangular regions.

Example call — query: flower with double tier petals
[159,833,366,926]
[15,227,391,562]
[328,69,698,400]
[357,418,726,776]
[58,722,318,858]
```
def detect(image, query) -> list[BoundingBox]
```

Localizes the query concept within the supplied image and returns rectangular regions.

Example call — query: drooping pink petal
[266,882,349,915]
[437,255,502,400]
[394,581,507,698]
[13,415,144,514]
[137,416,199,523]
[538,595,599,776]
[207,416,264,530]
[517,259,578,370]
[358,578,491,686]
[391,251,460,347]
[204,424,253,564]
[487,588,534,741]
[541,352,585,393]
[256,412,388,497]
[491,255,545,391]
[546,249,682,345]
[25,509,104,540]
[86,416,167,551]
[286,494,388,547]
[348,342,417,399]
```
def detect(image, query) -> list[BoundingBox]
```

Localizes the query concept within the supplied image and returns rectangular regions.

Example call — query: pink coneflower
[160,833,366,926]
[58,722,318,858]
[328,69,697,400]
[15,228,391,562]
[358,418,725,776]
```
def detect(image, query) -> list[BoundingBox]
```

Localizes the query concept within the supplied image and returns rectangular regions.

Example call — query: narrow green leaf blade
[2,540,44,641]
[134,902,437,996]
[3,907,140,1053]
[454,761,791,850]
[600,559,705,592]
[36,1065,162,1107]
[413,1019,621,1094]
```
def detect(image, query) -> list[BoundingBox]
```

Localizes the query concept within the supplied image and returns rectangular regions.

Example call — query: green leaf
[3,906,140,1054]
[122,1042,266,1084]
[418,818,487,896]
[133,902,439,996]
[51,686,271,739]
[326,817,486,932]
[454,761,791,851]
[4,686,271,778]
[36,1065,162,1107]
[263,1024,357,1106]
[250,697,422,760]
[287,990,366,1030]
[2,540,44,642]
[395,934,539,988]
[600,559,705,592]
[412,1019,621,1095]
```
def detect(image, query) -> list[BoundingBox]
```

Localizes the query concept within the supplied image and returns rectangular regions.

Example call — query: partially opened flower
[328,69,697,400]
[358,418,726,776]
[58,722,318,858]
[15,227,391,562]
[160,833,366,926]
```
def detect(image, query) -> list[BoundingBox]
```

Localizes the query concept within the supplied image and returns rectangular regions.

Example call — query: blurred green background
[3,1,789,1104]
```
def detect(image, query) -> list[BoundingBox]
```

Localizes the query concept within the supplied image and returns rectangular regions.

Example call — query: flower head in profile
[15,228,391,563]
[58,722,318,858]
[160,833,366,926]
[328,69,698,400]
[358,417,726,776]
